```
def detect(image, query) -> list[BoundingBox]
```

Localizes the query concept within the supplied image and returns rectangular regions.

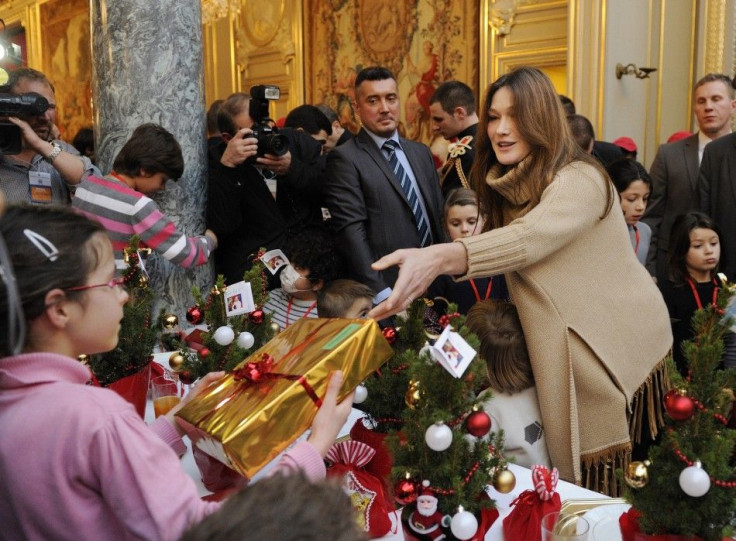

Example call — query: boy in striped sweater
[73,124,217,270]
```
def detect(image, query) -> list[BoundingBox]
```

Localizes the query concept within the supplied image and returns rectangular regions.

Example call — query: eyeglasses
[65,276,126,292]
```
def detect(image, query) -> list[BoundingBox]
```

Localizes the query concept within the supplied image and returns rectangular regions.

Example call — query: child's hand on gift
[307,371,354,458]
[167,371,225,436]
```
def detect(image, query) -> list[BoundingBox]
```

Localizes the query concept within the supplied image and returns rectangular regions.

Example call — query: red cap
[613,136,637,153]
[419,480,436,498]
[667,130,692,144]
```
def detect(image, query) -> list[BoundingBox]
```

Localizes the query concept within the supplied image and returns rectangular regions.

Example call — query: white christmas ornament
[450,506,478,540]
[425,422,453,452]
[679,461,711,497]
[236,331,255,349]
[353,384,368,404]
[213,326,235,346]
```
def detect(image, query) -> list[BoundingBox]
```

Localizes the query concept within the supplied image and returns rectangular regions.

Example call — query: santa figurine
[407,481,450,540]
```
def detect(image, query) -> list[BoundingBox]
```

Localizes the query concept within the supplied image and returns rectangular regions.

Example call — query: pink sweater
[0,352,325,540]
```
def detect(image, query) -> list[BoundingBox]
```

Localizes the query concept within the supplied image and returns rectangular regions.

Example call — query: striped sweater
[72,174,212,269]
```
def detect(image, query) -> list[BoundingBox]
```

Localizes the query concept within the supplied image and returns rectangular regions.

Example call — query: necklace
[285,297,317,328]
[686,277,718,310]
[469,278,493,303]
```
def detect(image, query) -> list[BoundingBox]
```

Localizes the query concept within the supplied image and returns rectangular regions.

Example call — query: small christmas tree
[87,239,157,385]
[361,301,508,540]
[623,284,736,540]
[168,254,276,383]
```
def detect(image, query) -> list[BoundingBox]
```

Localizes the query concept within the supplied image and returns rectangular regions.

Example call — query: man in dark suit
[324,67,444,301]
[429,81,479,198]
[699,131,736,278]
[642,73,735,282]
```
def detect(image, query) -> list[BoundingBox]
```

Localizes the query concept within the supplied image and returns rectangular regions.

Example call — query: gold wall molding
[703,0,726,74]
[481,0,569,94]
[233,0,302,118]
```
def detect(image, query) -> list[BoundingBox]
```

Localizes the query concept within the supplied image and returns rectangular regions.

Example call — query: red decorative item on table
[326,440,397,538]
[502,465,561,541]
[101,361,152,418]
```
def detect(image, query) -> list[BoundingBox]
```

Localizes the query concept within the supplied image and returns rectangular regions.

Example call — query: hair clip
[23,229,59,262]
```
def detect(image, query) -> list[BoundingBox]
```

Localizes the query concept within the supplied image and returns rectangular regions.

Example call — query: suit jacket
[324,128,444,293]
[699,132,736,279]
[641,133,700,280]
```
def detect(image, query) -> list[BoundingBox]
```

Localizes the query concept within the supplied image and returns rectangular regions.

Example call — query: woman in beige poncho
[370,66,672,496]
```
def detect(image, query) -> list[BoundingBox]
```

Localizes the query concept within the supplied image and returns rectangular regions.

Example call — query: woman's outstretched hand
[368,243,469,320]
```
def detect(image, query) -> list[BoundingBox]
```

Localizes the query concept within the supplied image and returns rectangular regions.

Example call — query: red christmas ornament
[666,393,695,421]
[250,309,265,324]
[179,370,195,385]
[466,410,492,438]
[185,306,204,325]
[382,326,397,344]
[198,347,211,359]
[394,477,419,505]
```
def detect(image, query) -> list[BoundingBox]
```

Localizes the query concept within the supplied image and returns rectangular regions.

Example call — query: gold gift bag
[176,318,393,478]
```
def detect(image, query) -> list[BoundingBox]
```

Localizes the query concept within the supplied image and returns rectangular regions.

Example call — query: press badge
[29,171,53,203]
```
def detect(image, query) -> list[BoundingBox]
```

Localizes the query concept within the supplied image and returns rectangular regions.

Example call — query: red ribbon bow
[233,353,275,383]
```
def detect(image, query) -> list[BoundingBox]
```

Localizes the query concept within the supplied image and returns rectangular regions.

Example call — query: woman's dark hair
[470,66,613,230]
[666,211,721,284]
[606,158,652,194]
[0,205,105,356]
[112,123,184,180]
[283,226,345,286]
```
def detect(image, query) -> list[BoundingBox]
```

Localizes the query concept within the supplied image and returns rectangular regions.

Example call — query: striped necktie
[382,139,431,247]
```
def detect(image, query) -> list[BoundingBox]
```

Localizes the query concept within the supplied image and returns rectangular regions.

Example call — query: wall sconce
[490,0,520,36]
[615,63,657,80]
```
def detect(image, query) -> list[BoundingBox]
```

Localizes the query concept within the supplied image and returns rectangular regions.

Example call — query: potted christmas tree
[85,239,157,417]
[621,284,736,540]
[359,302,508,540]
[166,254,276,384]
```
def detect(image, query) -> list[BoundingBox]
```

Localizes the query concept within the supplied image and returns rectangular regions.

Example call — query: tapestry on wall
[305,0,478,148]
[40,0,92,144]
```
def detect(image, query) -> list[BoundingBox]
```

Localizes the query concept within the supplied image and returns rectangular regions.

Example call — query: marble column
[90,0,213,319]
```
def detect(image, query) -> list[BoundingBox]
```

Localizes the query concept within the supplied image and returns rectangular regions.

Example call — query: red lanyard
[633,225,640,255]
[686,277,718,310]
[469,278,493,303]
[285,298,317,328]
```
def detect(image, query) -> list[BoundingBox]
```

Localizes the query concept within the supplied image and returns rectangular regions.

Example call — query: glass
[66,275,126,292]
[541,512,589,541]
[151,375,181,418]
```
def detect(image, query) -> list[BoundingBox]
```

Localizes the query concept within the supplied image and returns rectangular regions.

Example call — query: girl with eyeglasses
[0,204,353,540]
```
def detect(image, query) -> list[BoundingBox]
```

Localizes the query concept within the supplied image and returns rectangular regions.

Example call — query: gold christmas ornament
[405,380,421,409]
[270,322,281,335]
[211,284,226,296]
[138,275,148,288]
[493,468,516,494]
[625,460,650,489]
[162,314,179,330]
[169,352,185,371]
[77,354,89,365]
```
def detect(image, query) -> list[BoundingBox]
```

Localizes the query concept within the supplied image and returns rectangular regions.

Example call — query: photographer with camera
[207,91,288,285]
[0,68,99,205]
[207,88,326,285]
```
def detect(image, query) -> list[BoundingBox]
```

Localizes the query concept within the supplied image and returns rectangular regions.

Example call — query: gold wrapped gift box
[176,318,393,478]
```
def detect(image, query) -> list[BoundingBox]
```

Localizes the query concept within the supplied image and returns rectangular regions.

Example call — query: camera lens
[264,134,289,157]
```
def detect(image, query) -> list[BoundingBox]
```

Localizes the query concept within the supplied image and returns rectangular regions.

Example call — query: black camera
[0,92,50,155]
[247,85,288,160]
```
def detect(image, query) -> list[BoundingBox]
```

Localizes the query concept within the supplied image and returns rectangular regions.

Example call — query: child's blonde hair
[317,279,374,318]
[464,299,533,394]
